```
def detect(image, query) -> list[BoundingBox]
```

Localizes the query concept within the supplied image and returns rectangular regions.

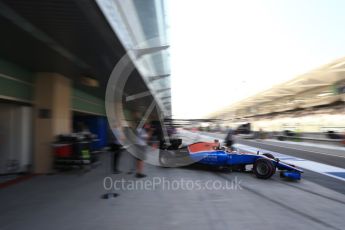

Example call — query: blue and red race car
[159,140,303,180]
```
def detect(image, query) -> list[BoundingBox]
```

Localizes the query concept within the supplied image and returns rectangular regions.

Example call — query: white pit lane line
[251,140,345,159]
[234,143,345,182]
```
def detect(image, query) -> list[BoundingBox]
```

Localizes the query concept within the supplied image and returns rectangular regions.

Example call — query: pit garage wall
[0,59,108,173]
[0,59,106,116]
[0,59,34,174]
[71,89,106,116]
[0,59,34,103]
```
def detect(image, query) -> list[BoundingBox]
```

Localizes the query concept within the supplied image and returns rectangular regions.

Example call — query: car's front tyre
[253,158,276,179]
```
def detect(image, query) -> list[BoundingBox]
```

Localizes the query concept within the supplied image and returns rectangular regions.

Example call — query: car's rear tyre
[263,153,274,159]
[253,158,276,179]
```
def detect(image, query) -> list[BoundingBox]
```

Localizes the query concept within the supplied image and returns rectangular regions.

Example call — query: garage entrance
[0,101,33,174]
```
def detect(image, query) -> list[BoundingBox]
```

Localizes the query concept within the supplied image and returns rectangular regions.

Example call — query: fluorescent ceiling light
[80,76,99,87]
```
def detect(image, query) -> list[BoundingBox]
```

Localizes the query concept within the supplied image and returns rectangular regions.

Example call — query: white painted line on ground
[251,140,345,159]
[267,138,345,151]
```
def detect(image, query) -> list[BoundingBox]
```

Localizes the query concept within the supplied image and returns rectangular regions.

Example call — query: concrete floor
[1,152,345,230]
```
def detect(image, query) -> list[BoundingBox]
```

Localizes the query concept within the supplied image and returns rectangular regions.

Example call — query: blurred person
[224,128,234,149]
[327,130,342,139]
[76,122,91,135]
[212,139,221,150]
[150,120,163,149]
[109,123,123,174]
[259,128,263,139]
[134,124,150,178]
[121,125,136,175]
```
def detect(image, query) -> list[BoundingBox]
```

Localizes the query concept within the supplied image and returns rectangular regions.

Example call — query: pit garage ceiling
[0,0,168,112]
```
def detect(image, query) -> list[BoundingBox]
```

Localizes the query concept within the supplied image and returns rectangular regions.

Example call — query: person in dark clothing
[109,125,123,174]
[224,128,234,149]
[110,143,122,174]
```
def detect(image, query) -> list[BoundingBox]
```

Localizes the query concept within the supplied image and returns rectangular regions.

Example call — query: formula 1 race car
[159,140,303,180]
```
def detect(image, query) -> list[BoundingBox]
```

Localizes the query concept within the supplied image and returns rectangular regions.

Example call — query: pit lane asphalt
[1,151,345,230]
